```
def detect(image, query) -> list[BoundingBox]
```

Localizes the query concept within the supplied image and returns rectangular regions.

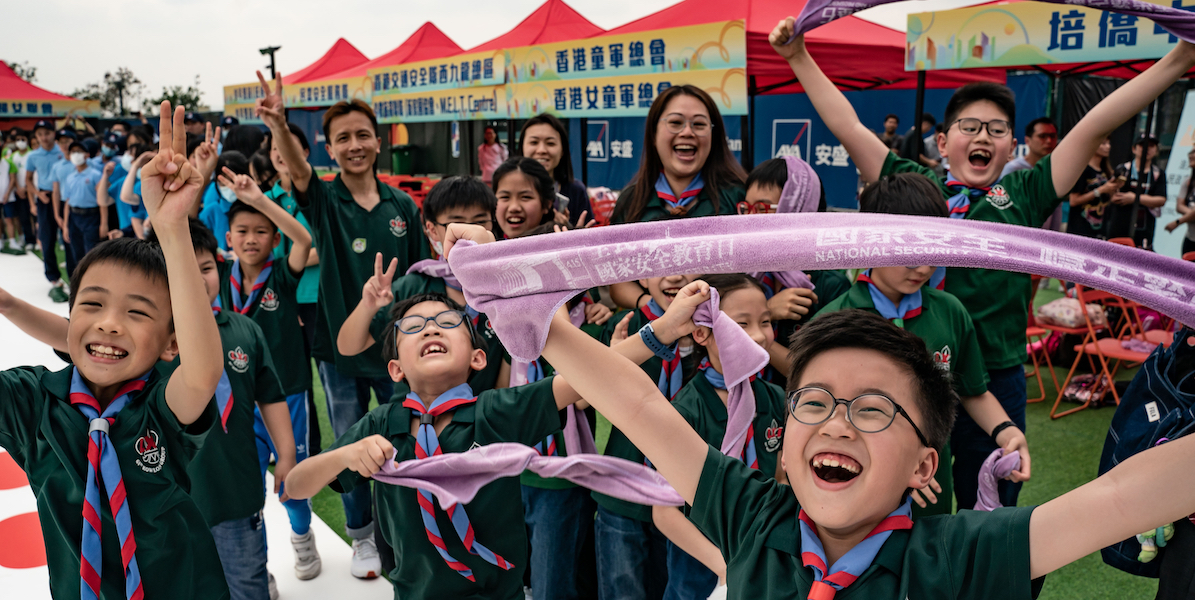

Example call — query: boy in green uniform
[148,216,296,600]
[218,166,323,581]
[768,18,1195,508]
[285,287,588,600]
[813,173,1031,517]
[255,71,428,576]
[0,104,229,599]
[493,255,1195,600]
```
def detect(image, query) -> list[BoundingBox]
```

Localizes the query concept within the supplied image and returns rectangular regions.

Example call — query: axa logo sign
[772,119,812,162]
[586,120,610,163]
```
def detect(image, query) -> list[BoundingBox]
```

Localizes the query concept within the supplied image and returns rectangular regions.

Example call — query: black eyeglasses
[433,219,493,231]
[950,118,1011,138]
[787,386,931,447]
[395,310,466,335]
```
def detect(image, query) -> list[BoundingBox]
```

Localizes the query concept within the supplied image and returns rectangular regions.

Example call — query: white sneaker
[350,537,381,579]
[291,530,322,580]
[268,571,279,600]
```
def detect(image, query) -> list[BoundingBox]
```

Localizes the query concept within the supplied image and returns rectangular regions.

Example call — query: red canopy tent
[283,38,370,84]
[467,0,604,52]
[604,0,1005,93]
[319,22,464,81]
[0,61,96,127]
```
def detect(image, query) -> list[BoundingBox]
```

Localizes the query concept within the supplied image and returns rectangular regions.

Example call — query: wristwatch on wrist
[638,322,676,360]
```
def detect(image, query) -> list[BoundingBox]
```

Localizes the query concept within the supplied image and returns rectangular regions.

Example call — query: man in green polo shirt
[768,19,1195,509]
[255,70,428,577]
[0,105,230,599]
[285,291,590,600]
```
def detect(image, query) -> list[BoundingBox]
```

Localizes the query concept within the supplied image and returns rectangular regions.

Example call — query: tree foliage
[69,67,146,117]
[5,60,37,83]
[146,76,204,114]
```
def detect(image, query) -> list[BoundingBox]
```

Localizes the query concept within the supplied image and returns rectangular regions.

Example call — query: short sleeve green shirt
[297,175,429,378]
[0,366,229,600]
[815,281,990,397]
[217,259,310,396]
[691,447,1038,599]
[168,310,286,526]
[327,378,563,600]
[268,183,320,305]
[611,184,745,224]
[672,375,788,482]
[879,153,1062,369]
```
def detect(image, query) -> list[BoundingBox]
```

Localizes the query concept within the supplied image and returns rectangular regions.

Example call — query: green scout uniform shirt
[163,310,287,526]
[593,308,697,521]
[611,184,745,224]
[268,183,321,305]
[217,259,310,396]
[879,153,1062,369]
[0,367,230,600]
[297,175,428,378]
[672,374,788,484]
[816,281,990,398]
[328,378,564,600]
[380,272,508,402]
[692,447,1039,600]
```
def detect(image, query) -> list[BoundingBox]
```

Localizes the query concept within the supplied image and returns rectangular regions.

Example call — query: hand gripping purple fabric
[371,443,684,509]
[449,213,1195,363]
[790,0,1195,44]
[975,449,1022,512]
[693,287,770,460]
[750,155,817,291]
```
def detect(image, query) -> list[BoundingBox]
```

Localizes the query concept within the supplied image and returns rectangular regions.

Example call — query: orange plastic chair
[1025,275,1058,403]
[1050,285,1151,419]
[1107,237,1137,247]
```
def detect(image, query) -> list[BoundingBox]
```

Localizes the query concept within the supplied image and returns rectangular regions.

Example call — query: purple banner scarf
[693,287,770,461]
[792,0,1195,44]
[372,443,684,509]
[449,213,1195,363]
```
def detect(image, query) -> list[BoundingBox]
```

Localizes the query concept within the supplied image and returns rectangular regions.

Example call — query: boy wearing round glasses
[285,289,589,600]
[769,18,1195,510]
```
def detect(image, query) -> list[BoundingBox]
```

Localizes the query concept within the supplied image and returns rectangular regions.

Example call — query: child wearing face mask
[6,129,35,252]
[200,151,250,254]
[60,142,104,265]
[118,145,155,240]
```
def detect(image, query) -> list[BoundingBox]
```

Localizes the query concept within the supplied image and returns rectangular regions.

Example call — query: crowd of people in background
[1,18,1195,600]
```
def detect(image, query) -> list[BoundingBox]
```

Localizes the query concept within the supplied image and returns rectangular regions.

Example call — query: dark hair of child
[216,151,250,178]
[745,158,828,212]
[146,216,219,265]
[787,309,957,450]
[858,173,949,217]
[227,201,276,234]
[69,237,168,311]
[265,123,312,153]
[185,134,202,159]
[421,176,497,225]
[492,157,556,214]
[382,293,483,362]
[943,83,1017,132]
[250,149,277,190]
[223,125,266,159]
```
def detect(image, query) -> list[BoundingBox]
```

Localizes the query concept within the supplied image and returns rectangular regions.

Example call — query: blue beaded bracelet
[638,322,676,360]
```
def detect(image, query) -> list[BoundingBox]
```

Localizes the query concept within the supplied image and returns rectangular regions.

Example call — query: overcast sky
[1,0,984,113]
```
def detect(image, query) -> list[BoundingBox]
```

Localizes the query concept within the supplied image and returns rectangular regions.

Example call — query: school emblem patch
[228,346,250,374]
[984,184,1012,210]
[352,238,367,254]
[933,345,952,372]
[764,419,783,453]
[259,289,279,311]
[135,429,166,473]
[389,216,408,238]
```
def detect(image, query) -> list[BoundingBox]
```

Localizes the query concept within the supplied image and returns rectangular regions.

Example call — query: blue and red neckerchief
[640,299,683,400]
[209,304,235,432]
[229,256,273,315]
[69,367,151,600]
[857,270,922,329]
[698,357,759,470]
[655,172,704,216]
[402,383,514,581]
[944,172,990,219]
[929,266,946,291]
[798,499,914,599]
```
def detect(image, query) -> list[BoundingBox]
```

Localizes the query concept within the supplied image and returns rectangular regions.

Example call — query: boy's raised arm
[0,286,69,352]
[256,72,312,193]
[1029,426,1195,579]
[219,167,312,275]
[769,18,893,183]
[141,102,223,425]
[337,253,396,357]
[1053,42,1195,197]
